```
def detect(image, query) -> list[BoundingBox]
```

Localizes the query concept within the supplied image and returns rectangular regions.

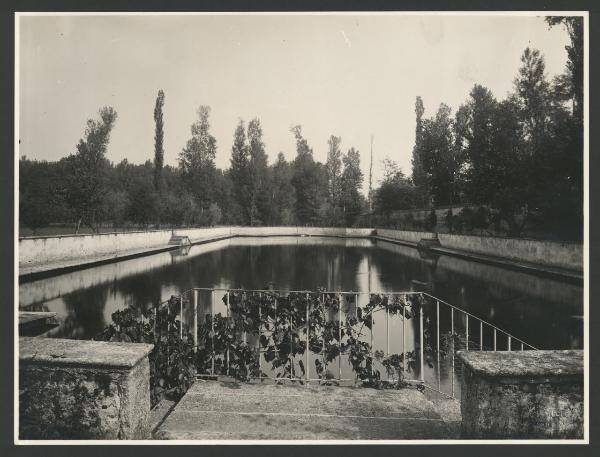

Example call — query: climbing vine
[98,290,452,406]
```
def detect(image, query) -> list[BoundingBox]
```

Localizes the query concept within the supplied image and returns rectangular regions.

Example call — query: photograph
[14,10,587,443]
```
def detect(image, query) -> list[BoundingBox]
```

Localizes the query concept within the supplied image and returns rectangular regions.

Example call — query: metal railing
[172,288,537,399]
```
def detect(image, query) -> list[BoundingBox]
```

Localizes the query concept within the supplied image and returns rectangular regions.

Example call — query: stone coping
[457,350,583,379]
[19,337,154,369]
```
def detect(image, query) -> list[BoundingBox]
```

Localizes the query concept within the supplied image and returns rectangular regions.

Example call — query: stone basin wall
[19,337,154,440]
[458,350,584,439]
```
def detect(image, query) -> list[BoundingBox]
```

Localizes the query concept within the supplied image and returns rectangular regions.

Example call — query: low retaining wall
[457,350,584,439]
[19,230,173,269]
[19,226,582,276]
[375,228,435,245]
[174,226,232,242]
[19,337,154,440]
[438,233,582,272]
[19,227,374,271]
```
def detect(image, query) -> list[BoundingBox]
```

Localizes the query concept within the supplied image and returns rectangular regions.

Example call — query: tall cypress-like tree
[421,103,460,207]
[230,120,250,223]
[272,152,296,225]
[291,125,320,225]
[411,96,429,207]
[153,90,165,193]
[325,135,342,223]
[248,118,269,225]
[340,147,363,226]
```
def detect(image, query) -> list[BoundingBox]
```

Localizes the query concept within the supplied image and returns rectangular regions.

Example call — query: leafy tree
[325,135,343,224]
[247,118,269,225]
[127,178,159,228]
[374,158,415,224]
[411,96,429,207]
[229,120,251,223]
[546,16,583,121]
[64,106,117,233]
[545,16,584,240]
[179,106,217,220]
[421,104,461,207]
[340,147,364,226]
[514,48,551,152]
[19,158,68,233]
[208,202,223,226]
[291,125,320,225]
[459,84,499,204]
[271,152,296,225]
[101,189,129,229]
[153,90,165,193]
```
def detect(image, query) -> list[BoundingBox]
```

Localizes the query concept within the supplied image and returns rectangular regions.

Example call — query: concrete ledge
[20,337,154,369]
[457,350,584,439]
[458,350,583,379]
[19,337,154,440]
[19,227,582,281]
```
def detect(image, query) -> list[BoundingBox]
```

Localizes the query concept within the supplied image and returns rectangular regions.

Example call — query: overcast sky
[18,14,571,191]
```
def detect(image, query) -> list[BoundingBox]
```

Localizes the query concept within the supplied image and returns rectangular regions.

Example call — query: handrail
[177,287,536,351]
[419,292,537,350]
[169,287,538,398]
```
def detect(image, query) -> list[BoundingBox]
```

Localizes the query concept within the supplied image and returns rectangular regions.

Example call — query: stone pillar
[458,350,584,439]
[19,337,154,440]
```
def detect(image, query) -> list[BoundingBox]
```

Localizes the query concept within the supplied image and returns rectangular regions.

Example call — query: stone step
[155,380,456,440]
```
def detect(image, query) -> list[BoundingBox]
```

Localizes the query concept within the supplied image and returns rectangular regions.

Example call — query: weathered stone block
[19,337,154,440]
[458,350,583,439]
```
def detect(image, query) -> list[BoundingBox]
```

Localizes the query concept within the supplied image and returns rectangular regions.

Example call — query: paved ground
[155,380,459,440]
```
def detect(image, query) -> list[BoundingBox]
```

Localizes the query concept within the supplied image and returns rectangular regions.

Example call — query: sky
[18,13,572,192]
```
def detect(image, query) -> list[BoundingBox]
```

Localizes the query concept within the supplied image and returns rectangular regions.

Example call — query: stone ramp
[155,380,457,440]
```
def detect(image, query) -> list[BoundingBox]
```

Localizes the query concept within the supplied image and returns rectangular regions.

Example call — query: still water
[19,236,583,392]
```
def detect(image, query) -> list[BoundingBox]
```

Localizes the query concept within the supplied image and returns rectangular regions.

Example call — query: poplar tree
[325,135,342,223]
[411,96,429,208]
[248,118,269,225]
[340,147,363,226]
[179,106,217,219]
[153,90,165,193]
[291,125,320,225]
[230,120,251,224]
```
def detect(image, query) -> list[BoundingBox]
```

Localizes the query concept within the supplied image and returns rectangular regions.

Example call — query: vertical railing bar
[258,292,262,382]
[153,306,157,344]
[211,289,215,376]
[436,300,440,392]
[338,293,342,382]
[451,307,454,398]
[521,342,524,351]
[466,314,469,351]
[321,293,325,383]
[368,295,373,377]
[402,294,406,378]
[419,299,424,383]
[493,328,497,351]
[386,297,390,356]
[289,309,293,379]
[167,297,170,375]
[180,294,184,340]
[193,290,198,354]
[508,335,512,351]
[226,291,229,375]
[305,293,310,384]
[480,320,483,351]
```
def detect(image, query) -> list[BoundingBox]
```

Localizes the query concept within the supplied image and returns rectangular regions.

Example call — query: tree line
[20,105,368,233]
[20,17,582,240]
[374,17,583,240]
